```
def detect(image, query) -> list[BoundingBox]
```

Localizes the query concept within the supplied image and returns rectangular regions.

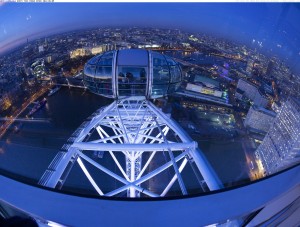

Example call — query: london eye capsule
[83,49,182,99]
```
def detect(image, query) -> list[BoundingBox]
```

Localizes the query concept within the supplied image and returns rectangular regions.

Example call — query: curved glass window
[88,55,102,65]
[97,52,113,66]
[166,57,176,66]
[153,53,170,83]
[166,57,181,83]
[152,52,170,97]
[84,64,96,77]
[151,84,169,98]
[83,51,114,98]
[168,82,181,94]
[169,65,181,83]
[94,78,113,96]
[118,66,147,97]
[95,66,112,82]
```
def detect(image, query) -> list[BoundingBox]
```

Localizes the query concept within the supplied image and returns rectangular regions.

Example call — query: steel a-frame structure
[39,98,222,197]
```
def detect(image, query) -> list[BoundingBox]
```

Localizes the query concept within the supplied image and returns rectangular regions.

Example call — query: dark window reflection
[153,53,170,84]
[118,66,147,96]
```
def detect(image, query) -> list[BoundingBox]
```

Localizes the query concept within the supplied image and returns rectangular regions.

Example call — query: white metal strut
[39,98,223,197]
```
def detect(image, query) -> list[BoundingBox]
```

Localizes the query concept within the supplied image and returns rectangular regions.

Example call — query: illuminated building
[0,94,12,111]
[91,46,103,55]
[70,48,91,59]
[244,105,276,134]
[236,78,269,107]
[255,97,300,175]
[31,59,46,78]
[186,83,223,98]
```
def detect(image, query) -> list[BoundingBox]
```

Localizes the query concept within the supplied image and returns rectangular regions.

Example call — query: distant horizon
[1,25,299,76]
[1,3,300,74]
[1,25,242,54]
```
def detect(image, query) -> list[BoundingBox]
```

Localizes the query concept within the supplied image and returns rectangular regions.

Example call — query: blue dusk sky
[0,3,300,73]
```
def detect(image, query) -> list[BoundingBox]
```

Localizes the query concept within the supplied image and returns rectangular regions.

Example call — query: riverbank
[0,85,51,139]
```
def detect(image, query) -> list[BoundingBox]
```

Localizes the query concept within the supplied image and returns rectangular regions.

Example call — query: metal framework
[39,98,223,197]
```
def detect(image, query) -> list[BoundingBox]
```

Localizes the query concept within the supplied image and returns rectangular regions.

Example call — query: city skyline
[1,3,300,73]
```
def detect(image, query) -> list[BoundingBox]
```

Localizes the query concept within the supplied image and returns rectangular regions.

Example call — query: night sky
[1,3,300,73]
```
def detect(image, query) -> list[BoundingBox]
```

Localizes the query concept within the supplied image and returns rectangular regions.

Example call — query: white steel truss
[39,98,223,198]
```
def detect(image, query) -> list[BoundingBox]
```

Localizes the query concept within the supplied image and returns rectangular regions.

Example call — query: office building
[256,97,300,175]
[244,105,276,134]
[236,78,269,107]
